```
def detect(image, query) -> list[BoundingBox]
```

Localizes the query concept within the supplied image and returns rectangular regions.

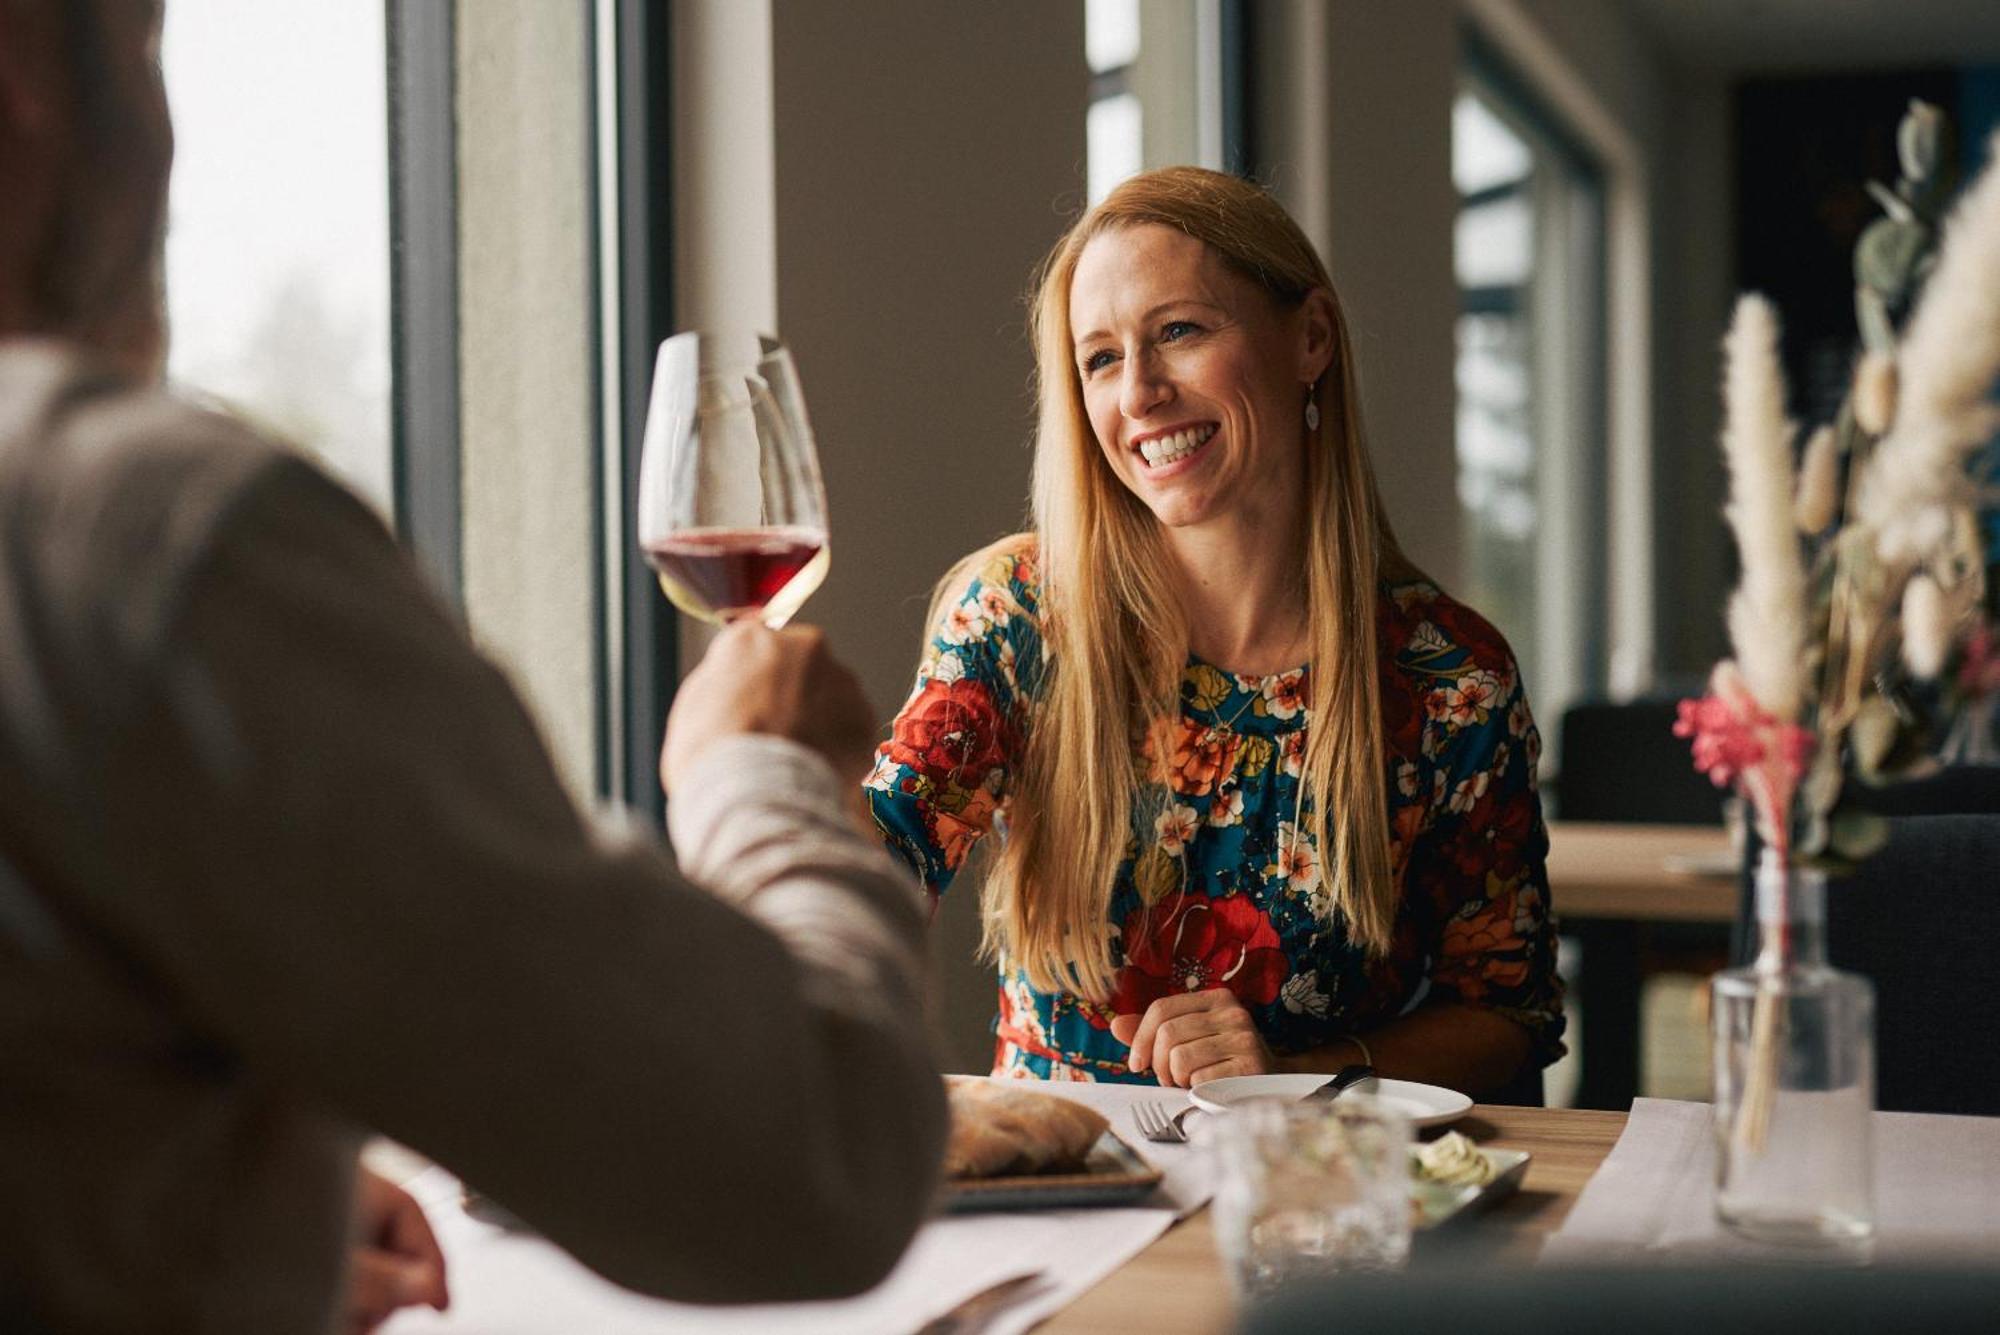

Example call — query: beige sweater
[0,343,944,1332]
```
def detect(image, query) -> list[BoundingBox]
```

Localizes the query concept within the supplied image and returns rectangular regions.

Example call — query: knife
[1302,1063,1378,1103]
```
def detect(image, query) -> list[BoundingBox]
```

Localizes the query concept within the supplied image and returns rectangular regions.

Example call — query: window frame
[386,0,463,600]
[1456,30,1610,753]
[602,0,677,820]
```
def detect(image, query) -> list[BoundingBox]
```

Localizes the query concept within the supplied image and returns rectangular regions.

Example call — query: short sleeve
[866,543,1042,896]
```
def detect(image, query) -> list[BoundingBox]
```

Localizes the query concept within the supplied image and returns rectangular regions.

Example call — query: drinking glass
[1204,1095,1413,1301]
[637,332,829,627]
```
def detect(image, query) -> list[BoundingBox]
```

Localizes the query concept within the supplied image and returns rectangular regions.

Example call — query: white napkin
[1029,1079,1217,1216]
[382,1079,1196,1335]
[1541,1097,2000,1266]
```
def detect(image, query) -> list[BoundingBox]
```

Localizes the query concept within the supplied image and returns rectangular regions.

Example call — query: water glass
[1203,1094,1413,1301]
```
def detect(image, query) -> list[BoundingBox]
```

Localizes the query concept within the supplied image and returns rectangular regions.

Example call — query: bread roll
[942,1076,1111,1178]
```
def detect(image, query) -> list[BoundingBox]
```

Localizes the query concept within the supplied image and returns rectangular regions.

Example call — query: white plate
[1187,1074,1474,1128]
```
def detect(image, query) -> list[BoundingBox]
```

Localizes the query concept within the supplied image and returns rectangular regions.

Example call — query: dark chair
[1554,697,1730,1109]
[1553,697,1726,826]
[1248,1264,2000,1335]
[1852,764,2000,818]
[1480,1065,1544,1108]
[1732,767,2000,964]
[1823,813,2000,1116]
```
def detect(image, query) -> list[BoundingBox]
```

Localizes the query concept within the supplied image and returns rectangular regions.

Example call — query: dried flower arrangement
[1678,103,2000,866]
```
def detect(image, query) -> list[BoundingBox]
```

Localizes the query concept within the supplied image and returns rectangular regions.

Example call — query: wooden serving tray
[941,1130,1165,1213]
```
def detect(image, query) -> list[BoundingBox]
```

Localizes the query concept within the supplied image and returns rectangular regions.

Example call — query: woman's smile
[1133,421,1219,471]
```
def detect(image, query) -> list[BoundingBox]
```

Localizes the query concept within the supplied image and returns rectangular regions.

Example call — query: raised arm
[98,458,944,1303]
[865,542,1041,896]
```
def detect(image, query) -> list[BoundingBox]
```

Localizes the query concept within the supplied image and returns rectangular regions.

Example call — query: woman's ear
[1295,287,1338,385]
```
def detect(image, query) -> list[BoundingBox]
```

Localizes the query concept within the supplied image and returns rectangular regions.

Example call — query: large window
[161,0,393,516]
[1453,53,1607,754]
[1086,0,1242,203]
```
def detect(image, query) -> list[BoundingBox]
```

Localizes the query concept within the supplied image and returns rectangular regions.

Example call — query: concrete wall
[1255,1,1465,589]
[674,0,1087,1071]
[1657,73,1735,685]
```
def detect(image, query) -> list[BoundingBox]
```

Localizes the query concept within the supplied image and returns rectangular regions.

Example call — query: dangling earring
[1304,381,1321,432]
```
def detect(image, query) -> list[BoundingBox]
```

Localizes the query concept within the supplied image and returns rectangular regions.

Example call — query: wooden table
[1042,1105,1627,1335]
[1544,822,1739,1110]
[1545,821,1738,924]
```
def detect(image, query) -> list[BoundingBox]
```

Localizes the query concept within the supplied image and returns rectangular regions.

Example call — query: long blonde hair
[971,167,1412,1000]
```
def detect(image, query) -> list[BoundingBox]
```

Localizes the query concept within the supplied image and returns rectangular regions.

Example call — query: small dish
[1411,1147,1531,1230]
[1188,1074,1474,1128]
[940,1129,1165,1212]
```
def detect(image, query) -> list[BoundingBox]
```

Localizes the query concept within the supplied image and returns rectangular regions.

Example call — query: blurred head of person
[0,0,172,380]
[964,166,1413,999]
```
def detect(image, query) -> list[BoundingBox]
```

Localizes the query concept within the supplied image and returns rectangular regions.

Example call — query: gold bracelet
[1345,1033,1373,1068]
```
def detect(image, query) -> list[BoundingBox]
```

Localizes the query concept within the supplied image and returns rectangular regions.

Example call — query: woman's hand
[346,1168,449,1333]
[1110,989,1276,1087]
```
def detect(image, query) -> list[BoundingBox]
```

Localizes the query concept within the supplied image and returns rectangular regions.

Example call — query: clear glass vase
[1710,850,1876,1258]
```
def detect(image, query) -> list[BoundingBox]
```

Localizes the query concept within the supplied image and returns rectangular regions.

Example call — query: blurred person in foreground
[0,1,944,1330]
[870,168,1564,1096]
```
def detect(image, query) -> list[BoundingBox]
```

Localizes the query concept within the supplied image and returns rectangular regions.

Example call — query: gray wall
[769,3,1087,1072]
[1256,1,1464,588]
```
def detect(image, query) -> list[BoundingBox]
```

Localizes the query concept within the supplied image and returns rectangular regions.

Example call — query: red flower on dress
[1380,671,1424,756]
[890,678,1012,780]
[1109,890,1288,1016]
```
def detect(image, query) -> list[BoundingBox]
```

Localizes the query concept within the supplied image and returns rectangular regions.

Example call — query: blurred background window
[161,0,393,517]
[1086,0,1239,203]
[1454,51,1608,766]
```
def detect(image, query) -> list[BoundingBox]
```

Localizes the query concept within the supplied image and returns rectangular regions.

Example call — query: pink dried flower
[1958,621,2000,697]
[1676,686,1817,861]
[1675,694,1765,787]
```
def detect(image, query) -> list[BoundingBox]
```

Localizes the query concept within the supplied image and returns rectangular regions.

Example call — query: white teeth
[1138,424,1217,467]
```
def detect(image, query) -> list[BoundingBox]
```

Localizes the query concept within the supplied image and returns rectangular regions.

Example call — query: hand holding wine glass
[638,332,829,627]
[660,622,876,796]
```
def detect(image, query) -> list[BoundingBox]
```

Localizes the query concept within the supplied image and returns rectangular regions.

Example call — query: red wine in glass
[644,524,829,627]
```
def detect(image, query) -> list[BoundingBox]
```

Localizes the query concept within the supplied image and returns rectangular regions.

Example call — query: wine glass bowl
[637,332,829,627]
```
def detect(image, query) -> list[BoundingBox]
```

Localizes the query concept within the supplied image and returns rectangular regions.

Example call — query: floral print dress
[866,540,1565,1082]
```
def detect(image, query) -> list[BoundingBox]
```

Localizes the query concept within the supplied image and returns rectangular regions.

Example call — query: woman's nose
[1118,352,1172,421]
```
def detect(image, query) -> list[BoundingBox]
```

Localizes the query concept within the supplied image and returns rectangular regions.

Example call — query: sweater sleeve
[99,458,945,1304]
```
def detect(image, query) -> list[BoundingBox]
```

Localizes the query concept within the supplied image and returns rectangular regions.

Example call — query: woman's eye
[1162,320,1200,342]
[1082,349,1116,375]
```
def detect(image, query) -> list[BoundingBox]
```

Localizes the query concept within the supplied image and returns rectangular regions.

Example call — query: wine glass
[637,332,830,627]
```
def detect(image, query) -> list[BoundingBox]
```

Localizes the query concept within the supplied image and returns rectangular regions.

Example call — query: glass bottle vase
[1710,850,1876,1257]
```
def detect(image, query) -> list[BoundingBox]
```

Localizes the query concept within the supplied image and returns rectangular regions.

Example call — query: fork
[1133,1100,1197,1144]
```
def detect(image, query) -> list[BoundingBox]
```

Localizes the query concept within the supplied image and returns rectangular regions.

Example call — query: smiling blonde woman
[868,167,1564,1098]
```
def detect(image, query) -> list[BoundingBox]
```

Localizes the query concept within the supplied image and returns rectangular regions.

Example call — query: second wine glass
[637,331,829,627]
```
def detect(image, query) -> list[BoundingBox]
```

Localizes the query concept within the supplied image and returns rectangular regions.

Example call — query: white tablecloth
[1541,1097,2000,1266]
[382,1080,1211,1335]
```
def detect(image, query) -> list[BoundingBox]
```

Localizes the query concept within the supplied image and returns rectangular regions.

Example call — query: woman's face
[1067,223,1329,535]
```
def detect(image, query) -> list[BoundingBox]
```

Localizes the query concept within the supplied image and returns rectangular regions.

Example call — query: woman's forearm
[1273,1003,1533,1099]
